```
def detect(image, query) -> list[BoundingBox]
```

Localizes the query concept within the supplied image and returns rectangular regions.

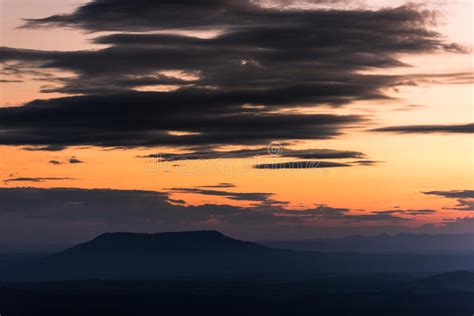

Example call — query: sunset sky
[0,0,473,248]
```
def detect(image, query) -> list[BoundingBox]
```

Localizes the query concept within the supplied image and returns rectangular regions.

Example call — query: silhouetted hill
[262,233,474,254]
[2,231,473,282]
[408,271,474,293]
[59,230,266,256]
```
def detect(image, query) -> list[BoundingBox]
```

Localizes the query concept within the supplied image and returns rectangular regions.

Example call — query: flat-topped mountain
[2,231,473,282]
[62,231,266,255]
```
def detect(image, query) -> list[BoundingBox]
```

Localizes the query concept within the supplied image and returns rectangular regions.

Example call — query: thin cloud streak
[372,123,474,134]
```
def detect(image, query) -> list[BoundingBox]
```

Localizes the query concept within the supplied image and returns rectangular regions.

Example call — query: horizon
[2,229,474,254]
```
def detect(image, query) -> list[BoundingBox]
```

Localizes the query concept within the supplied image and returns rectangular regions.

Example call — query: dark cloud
[48,160,62,165]
[22,145,68,152]
[253,161,350,169]
[0,187,451,249]
[20,1,448,41]
[342,209,436,222]
[423,190,474,199]
[69,157,84,164]
[0,186,434,225]
[22,0,257,31]
[0,79,23,83]
[433,216,474,233]
[396,209,437,216]
[392,104,425,112]
[3,177,75,183]
[350,160,383,166]
[372,123,474,134]
[284,149,364,160]
[198,183,236,188]
[0,187,306,245]
[0,3,465,149]
[0,90,363,148]
[284,205,350,218]
[342,211,412,222]
[167,187,283,204]
[423,190,474,212]
[139,147,365,161]
[449,200,474,211]
[410,71,474,85]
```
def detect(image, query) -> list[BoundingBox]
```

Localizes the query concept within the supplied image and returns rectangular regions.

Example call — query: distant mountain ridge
[262,233,474,254]
[2,231,473,282]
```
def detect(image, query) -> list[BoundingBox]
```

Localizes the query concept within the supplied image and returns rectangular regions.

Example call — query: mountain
[3,231,283,281]
[2,231,474,282]
[58,230,266,255]
[262,233,474,254]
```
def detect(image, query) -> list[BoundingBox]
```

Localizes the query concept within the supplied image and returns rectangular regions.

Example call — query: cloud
[449,199,474,211]
[396,209,437,216]
[3,177,75,183]
[169,184,292,207]
[0,92,363,148]
[350,160,383,166]
[198,183,236,188]
[20,1,449,39]
[421,217,474,235]
[0,79,23,83]
[423,190,474,212]
[423,190,474,199]
[0,187,433,225]
[284,205,350,218]
[342,211,412,222]
[391,104,425,112]
[22,145,68,152]
[47,158,85,165]
[22,0,258,31]
[167,187,286,205]
[139,147,365,162]
[340,209,436,222]
[0,3,465,149]
[69,157,84,164]
[253,161,350,169]
[0,187,453,248]
[371,123,474,134]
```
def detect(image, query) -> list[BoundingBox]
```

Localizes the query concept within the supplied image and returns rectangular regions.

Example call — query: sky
[0,0,473,249]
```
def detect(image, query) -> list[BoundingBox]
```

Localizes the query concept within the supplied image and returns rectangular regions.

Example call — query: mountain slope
[57,230,267,256]
[5,231,284,281]
[2,231,474,282]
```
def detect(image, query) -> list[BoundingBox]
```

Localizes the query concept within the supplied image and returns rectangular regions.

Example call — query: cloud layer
[139,147,365,161]
[424,190,474,211]
[3,177,75,184]
[0,1,467,149]
[372,123,474,134]
[0,186,445,246]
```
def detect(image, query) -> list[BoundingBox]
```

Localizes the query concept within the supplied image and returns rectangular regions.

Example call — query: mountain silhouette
[61,230,266,255]
[262,233,474,254]
[2,231,473,282]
